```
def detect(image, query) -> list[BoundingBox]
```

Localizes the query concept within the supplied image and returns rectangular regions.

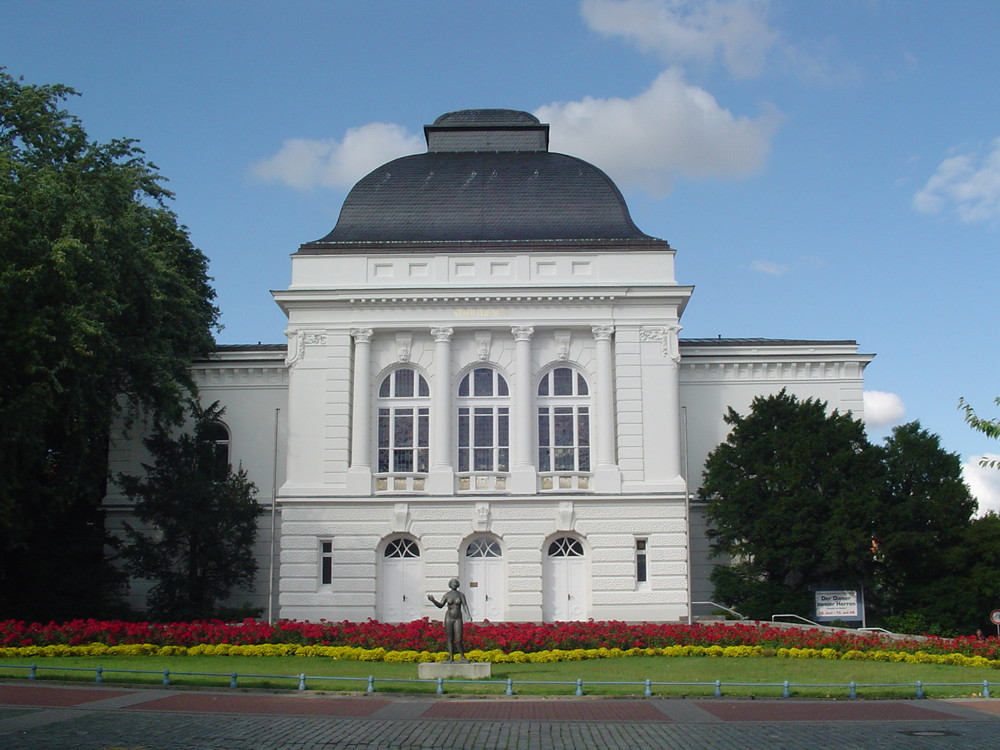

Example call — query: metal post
[505,678,514,696]
[984,680,990,698]
[576,678,584,696]
[644,679,652,698]
[28,664,36,680]
[95,666,103,683]
[714,680,722,697]
[367,675,375,693]
[436,677,444,695]
[162,669,170,686]
[782,680,790,698]
[916,680,924,699]
[298,673,306,691]
[230,671,238,689]
[267,407,280,625]
[849,681,857,699]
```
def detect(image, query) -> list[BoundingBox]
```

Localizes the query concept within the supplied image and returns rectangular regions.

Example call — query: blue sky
[5,0,999,510]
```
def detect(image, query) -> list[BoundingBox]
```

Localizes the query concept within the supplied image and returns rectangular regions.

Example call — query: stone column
[427,326,454,494]
[510,325,536,494]
[592,324,621,493]
[346,327,374,494]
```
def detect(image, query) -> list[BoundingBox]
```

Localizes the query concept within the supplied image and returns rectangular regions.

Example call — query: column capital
[592,325,615,342]
[350,327,374,343]
[511,325,535,342]
[430,326,454,342]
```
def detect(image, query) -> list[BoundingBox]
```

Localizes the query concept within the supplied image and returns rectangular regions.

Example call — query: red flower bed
[1,618,997,659]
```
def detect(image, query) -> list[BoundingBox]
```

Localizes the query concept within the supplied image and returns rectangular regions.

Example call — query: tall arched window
[377,368,429,473]
[457,367,509,473]
[201,421,231,479]
[537,367,590,472]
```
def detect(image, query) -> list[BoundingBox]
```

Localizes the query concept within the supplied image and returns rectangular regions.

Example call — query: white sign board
[815,590,861,621]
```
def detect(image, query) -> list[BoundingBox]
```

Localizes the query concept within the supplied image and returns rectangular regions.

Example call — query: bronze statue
[427,578,472,662]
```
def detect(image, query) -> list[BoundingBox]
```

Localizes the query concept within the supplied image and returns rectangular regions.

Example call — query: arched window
[457,367,509,473]
[547,536,585,558]
[202,421,231,479]
[377,368,430,473]
[537,367,590,472]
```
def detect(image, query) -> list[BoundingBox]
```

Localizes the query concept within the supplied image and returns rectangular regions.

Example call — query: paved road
[2,682,999,749]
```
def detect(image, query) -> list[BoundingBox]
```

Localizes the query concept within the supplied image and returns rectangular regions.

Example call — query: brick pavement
[1,681,999,749]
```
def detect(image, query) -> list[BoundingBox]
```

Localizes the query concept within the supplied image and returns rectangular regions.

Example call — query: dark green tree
[120,402,261,621]
[0,70,219,618]
[871,422,976,628]
[701,390,884,619]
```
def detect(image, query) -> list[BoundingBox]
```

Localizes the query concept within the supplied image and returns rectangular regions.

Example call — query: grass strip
[0,655,995,699]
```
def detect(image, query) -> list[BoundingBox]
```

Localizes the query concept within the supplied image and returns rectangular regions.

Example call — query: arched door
[462,537,504,621]
[380,537,422,622]
[543,536,587,621]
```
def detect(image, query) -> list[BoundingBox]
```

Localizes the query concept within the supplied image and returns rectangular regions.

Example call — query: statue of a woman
[427,578,473,662]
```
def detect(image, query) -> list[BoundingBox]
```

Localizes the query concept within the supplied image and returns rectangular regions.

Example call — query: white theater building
[105,110,872,623]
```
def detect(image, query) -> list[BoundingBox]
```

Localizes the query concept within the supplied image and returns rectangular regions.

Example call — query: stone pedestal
[418,662,491,680]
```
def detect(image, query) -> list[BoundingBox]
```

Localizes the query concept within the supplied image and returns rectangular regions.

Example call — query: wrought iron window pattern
[384,538,420,558]
[457,367,510,473]
[466,538,502,558]
[537,367,590,472]
[547,536,585,557]
[377,368,429,473]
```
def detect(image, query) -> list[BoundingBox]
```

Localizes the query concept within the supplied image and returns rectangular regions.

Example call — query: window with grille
[547,536,585,557]
[537,367,590,472]
[457,367,509,473]
[377,368,429,473]
[466,538,502,558]
[384,538,421,558]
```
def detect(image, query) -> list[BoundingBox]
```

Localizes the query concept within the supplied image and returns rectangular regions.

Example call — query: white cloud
[251,123,423,191]
[750,255,823,276]
[963,455,1000,516]
[913,137,1000,223]
[751,260,788,275]
[863,390,906,428]
[535,68,781,195]
[581,0,778,79]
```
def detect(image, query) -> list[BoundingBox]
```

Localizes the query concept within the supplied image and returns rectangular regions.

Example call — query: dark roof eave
[295,237,672,255]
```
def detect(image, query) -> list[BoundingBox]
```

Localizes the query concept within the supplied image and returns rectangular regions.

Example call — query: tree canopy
[120,402,261,621]
[0,70,219,618]
[700,390,883,617]
[700,391,987,632]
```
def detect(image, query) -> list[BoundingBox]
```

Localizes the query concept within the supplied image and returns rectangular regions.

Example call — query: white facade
[105,109,873,622]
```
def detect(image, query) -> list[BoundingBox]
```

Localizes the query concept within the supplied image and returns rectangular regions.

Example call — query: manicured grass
[0,655,996,699]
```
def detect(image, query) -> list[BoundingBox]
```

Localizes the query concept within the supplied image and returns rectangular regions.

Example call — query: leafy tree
[0,70,219,618]
[701,390,884,619]
[961,396,1000,468]
[871,422,977,628]
[120,402,261,621]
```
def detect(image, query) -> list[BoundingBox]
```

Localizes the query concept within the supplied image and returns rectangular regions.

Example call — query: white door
[463,538,504,621]
[544,537,587,621]
[380,538,422,622]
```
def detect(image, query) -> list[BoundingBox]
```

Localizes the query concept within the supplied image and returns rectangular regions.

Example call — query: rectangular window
[636,539,648,585]
[320,540,333,586]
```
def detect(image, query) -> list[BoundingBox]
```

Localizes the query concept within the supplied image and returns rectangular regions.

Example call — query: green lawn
[1,655,996,699]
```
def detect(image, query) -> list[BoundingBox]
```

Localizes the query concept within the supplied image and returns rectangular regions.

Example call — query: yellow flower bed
[0,642,997,670]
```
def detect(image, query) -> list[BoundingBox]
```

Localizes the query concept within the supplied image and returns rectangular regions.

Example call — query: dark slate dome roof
[299,109,668,254]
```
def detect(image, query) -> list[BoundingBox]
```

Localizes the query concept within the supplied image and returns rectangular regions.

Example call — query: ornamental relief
[285,329,331,368]
[639,324,682,364]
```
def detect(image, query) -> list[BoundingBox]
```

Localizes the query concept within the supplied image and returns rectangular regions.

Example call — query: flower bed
[1,618,997,662]
[0,641,998,670]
